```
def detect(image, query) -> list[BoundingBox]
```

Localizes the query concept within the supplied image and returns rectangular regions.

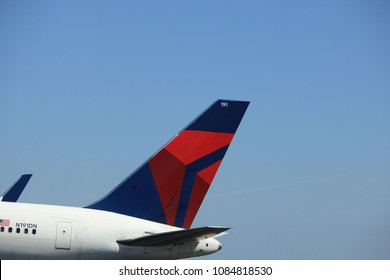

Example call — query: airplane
[0,99,249,259]
[1,174,32,202]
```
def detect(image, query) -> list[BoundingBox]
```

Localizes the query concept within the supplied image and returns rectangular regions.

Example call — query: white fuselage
[0,202,220,259]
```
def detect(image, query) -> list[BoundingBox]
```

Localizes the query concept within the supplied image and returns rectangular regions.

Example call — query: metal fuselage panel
[0,202,217,259]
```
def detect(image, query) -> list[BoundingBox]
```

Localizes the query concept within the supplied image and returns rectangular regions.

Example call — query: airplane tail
[86,100,249,228]
[1,174,32,202]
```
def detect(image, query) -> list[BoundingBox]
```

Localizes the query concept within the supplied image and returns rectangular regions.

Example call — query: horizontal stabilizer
[117,226,229,247]
[1,174,32,202]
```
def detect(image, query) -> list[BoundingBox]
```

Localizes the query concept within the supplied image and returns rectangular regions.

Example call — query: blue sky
[1,1,389,259]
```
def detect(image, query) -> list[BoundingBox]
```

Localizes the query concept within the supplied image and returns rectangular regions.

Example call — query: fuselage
[0,202,220,259]
[0,100,250,259]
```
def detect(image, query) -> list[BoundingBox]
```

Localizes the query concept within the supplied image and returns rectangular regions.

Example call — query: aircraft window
[8,227,12,233]
[0,227,4,232]
[24,228,28,234]
[16,228,21,234]
[32,229,37,235]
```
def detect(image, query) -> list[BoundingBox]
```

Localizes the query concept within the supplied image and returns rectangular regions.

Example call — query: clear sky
[1,1,389,259]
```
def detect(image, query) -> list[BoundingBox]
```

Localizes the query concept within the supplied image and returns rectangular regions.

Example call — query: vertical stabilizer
[1,174,32,202]
[86,100,249,228]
